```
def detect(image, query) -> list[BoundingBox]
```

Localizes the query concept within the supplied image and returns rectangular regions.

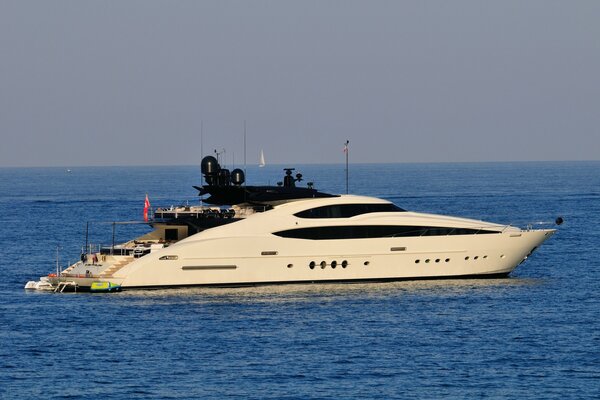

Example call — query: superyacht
[25,156,561,291]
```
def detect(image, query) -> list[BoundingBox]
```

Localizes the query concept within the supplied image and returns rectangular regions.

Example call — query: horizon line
[1,159,599,169]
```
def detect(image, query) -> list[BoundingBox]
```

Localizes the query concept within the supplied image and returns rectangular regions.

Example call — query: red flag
[143,194,151,222]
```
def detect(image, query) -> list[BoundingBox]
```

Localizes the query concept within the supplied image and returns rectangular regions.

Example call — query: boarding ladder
[54,281,78,293]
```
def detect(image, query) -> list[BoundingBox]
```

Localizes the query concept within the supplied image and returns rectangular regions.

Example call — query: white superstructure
[114,195,554,288]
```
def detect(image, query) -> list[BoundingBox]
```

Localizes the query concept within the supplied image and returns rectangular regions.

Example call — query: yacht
[25,156,560,291]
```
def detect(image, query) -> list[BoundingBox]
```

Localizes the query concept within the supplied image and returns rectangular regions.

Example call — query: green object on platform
[90,281,121,292]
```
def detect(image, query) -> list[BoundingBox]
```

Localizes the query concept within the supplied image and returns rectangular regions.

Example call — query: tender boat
[25,156,561,291]
[90,281,122,292]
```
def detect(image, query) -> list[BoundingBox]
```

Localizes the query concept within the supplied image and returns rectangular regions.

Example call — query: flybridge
[194,155,337,206]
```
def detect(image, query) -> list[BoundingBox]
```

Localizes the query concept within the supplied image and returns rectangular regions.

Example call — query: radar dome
[201,156,220,175]
[231,169,245,185]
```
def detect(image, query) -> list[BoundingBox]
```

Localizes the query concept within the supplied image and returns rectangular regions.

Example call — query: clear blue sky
[1,0,599,167]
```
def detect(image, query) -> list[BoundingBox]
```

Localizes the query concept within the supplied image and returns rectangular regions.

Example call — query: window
[294,203,405,219]
[272,225,498,240]
[165,229,179,241]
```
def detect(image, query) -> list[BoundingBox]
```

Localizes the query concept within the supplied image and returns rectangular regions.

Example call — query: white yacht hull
[28,195,558,291]
[115,228,554,289]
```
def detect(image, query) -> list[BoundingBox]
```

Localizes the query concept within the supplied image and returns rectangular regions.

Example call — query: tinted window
[165,228,179,241]
[273,225,498,240]
[295,203,405,219]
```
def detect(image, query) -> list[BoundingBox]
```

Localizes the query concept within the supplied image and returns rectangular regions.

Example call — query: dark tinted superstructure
[273,225,499,240]
[295,203,405,219]
[197,156,336,205]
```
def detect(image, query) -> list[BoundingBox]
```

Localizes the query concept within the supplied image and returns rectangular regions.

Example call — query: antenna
[214,148,226,165]
[243,121,248,202]
[200,120,204,185]
[56,246,61,277]
[243,120,247,180]
[344,140,350,194]
[85,221,89,257]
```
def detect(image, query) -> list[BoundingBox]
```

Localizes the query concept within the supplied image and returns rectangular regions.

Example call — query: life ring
[48,273,57,277]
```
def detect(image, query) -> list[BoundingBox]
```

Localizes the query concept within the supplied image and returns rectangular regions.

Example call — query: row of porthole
[415,254,496,264]
[301,254,504,269]
[415,258,451,264]
[309,260,349,269]
[464,255,489,261]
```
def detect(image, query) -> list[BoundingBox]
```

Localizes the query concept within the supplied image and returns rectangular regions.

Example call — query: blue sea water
[1,162,599,399]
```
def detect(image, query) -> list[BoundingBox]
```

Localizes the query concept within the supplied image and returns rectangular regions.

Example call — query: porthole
[474,256,479,260]
[425,259,430,263]
[500,254,506,259]
[415,259,420,264]
[465,256,470,261]
[364,261,370,266]
[309,261,316,269]
[320,261,327,269]
[435,259,440,263]
[483,255,488,259]
[331,260,337,269]
[287,264,293,268]
[445,258,450,262]
[341,260,348,268]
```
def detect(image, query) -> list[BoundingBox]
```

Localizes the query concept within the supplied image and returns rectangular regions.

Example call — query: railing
[153,204,271,221]
[100,247,133,256]
[387,221,559,238]
[154,207,237,220]
[523,220,562,231]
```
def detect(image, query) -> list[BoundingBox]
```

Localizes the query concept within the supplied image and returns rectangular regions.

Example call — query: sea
[0,162,598,399]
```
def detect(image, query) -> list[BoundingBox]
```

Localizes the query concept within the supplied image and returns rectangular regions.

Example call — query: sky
[1,0,599,167]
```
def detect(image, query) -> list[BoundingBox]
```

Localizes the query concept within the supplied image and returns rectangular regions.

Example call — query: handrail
[523,221,561,231]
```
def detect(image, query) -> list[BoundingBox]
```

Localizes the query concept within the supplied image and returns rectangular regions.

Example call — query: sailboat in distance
[259,149,266,167]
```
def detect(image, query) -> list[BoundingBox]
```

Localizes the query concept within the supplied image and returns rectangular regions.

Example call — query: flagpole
[345,140,349,194]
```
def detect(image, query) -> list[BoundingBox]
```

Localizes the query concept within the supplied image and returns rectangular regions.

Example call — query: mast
[344,140,349,194]
[85,221,89,256]
[244,121,247,203]
[200,120,204,186]
[56,246,60,277]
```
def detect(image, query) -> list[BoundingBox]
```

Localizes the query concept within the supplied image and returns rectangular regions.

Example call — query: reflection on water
[113,277,543,305]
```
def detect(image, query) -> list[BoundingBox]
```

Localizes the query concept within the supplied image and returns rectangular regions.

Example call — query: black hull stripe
[96,272,511,292]
[182,265,237,271]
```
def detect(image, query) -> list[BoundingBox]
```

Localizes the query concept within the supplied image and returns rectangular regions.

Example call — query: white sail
[259,149,266,167]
